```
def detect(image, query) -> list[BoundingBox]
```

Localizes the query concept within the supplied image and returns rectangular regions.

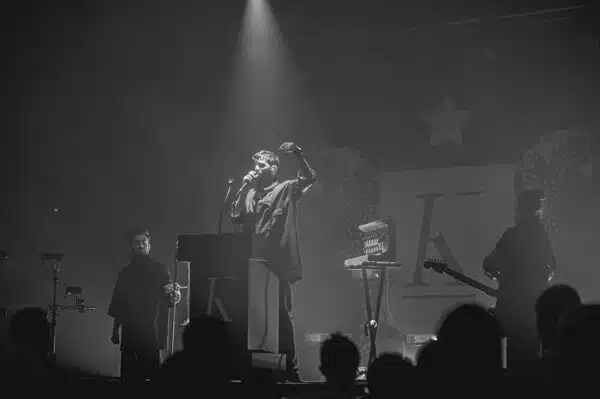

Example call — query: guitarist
[483,189,556,367]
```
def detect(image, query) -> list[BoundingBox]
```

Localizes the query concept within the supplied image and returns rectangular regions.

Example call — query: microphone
[237,171,261,196]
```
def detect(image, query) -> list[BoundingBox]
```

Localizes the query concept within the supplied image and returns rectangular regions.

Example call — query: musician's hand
[278,142,303,156]
[110,332,120,345]
[484,271,497,280]
[164,283,182,305]
[164,283,181,295]
[164,283,175,294]
[548,270,556,282]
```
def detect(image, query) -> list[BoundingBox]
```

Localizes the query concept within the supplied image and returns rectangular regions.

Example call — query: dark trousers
[121,347,161,381]
[279,280,299,378]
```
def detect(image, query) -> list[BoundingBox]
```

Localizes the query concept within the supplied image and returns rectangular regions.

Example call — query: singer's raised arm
[294,149,316,197]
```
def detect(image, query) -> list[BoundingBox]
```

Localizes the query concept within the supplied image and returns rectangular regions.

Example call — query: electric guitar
[423,259,498,299]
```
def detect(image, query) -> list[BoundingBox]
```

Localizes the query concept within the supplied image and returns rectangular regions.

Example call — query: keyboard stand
[354,261,402,367]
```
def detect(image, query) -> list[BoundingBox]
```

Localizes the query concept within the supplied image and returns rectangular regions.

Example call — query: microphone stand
[168,178,235,356]
[169,250,180,357]
[50,261,59,363]
[217,178,235,234]
[43,256,62,365]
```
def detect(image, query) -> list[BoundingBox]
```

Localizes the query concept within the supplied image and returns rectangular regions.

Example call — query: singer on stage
[230,142,316,382]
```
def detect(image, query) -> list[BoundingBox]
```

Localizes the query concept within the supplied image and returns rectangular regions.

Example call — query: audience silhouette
[159,315,234,388]
[6,307,52,378]
[292,332,361,399]
[1,283,596,398]
[554,303,600,389]
[366,352,413,399]
[435,303,504,373]
[535,283,582,356]
[415,338,439,368]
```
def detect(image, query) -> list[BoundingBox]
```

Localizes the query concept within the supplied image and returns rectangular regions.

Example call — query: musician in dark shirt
[483,189,556,366]
[108,228,181,381]
[230,142,316,381]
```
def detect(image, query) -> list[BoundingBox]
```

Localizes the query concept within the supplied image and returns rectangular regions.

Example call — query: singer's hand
[242,170,261,186]
[279,142,302,156]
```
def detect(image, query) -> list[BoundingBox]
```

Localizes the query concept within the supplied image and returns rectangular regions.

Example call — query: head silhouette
[367,352,413,396]
[535,284,581,352]
[416,339,440,368]
[9,307,51,359]
[319,332,360,385]
[557,304,600,360]
[555,304,600,383]
[435,303,503,372]
[160,315,234,385]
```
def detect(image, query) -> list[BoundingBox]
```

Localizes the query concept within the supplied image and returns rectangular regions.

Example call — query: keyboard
[344,254,402,270]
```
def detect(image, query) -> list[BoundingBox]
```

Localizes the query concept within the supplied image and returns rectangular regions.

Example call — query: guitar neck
[441,267,498,298]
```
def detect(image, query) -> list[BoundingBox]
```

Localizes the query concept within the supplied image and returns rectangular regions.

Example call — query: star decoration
[422,96,470,147]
